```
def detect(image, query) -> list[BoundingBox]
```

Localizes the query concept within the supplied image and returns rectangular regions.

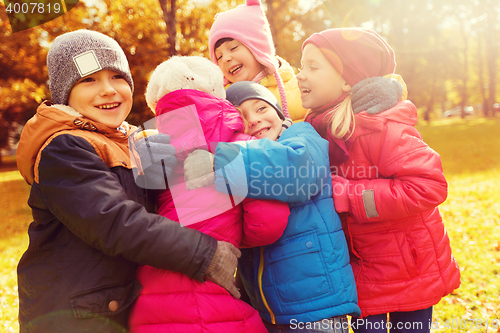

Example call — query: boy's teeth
[98,103,120,109]
[257,128,268,136]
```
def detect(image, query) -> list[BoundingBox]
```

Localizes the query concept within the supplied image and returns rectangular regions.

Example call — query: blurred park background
[1,0,500,332]
[1,0,500,161]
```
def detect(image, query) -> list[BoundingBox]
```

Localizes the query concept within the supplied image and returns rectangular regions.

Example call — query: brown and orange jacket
[16,101,217,333]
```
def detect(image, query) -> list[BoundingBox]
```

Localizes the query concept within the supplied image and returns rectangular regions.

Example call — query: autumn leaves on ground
[1,118,500,332]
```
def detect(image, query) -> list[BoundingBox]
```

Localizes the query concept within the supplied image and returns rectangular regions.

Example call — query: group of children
[16,0,460,332]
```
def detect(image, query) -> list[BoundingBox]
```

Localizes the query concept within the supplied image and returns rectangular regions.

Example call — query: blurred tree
[2,0,499,150]
[335,0,499,121]
[0,3,50,161]
[158,0,177,55]
[264,0,325,68]
[481,0,498,117]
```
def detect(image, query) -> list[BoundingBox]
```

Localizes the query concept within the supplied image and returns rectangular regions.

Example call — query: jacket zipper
[258,247,276,324]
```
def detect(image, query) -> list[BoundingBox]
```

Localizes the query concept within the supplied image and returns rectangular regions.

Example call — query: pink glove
[331,175,350,213]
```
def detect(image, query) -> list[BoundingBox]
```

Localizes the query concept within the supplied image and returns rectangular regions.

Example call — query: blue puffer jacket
[214,122,361,325]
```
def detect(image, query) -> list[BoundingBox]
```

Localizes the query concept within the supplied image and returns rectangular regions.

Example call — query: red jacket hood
[154,89,250,159]
[353,100,418,138]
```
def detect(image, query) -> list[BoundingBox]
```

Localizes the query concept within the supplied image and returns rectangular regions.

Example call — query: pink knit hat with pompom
[209,0,278,77]
[208,0,289,118]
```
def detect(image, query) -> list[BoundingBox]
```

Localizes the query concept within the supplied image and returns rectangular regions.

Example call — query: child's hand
[184,150,215,190]
[351,76,403,114]
[135,132,177,189]
[205,241,242,299]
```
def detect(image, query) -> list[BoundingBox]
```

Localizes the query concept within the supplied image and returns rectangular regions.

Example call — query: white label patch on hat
[73,50,102,77]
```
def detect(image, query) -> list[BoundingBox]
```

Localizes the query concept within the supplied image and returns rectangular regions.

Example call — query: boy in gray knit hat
[47,29,134,106]
[16,29,242,333]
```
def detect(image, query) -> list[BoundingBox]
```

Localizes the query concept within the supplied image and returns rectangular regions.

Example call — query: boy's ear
[342,82,352,93]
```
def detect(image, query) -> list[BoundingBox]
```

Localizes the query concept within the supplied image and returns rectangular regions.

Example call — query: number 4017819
[5,2,62,14]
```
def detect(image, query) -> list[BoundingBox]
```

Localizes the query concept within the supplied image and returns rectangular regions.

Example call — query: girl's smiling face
[296,43,351,110]
[238,99,282,141]
[215,39,264,83]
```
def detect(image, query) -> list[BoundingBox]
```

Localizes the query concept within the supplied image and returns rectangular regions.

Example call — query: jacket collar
[154,89,246,157]
[17,101,131,185]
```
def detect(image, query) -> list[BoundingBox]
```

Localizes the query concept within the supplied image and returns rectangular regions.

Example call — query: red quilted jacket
[129,90,289,332]
[331,101,460,317]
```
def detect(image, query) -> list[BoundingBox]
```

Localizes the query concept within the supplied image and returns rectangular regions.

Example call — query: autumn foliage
[0,0,499,159]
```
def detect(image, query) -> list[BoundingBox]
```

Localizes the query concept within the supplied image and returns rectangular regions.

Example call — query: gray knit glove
[351,76,403,114]
[205,241,242,299]
[184,150,215,190]
[135,132,177,189]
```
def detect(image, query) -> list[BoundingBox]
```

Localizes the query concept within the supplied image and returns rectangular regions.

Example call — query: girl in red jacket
[297,28,461,333]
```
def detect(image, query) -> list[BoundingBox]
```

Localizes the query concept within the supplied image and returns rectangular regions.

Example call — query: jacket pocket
[265,231,331,303]
[395,232,420,278]
[70,279,142,319]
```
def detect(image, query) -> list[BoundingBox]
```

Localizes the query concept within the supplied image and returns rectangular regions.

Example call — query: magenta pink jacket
[129,90,289,332]
[331,101,460,317]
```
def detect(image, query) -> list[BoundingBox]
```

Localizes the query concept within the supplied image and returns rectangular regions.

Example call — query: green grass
[1,118,500,332]
[0,155,32,333]
[416,117,500,331]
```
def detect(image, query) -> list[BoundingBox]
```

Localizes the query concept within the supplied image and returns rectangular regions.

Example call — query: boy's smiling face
[238,99,282,141]
[215,39,264,83]
[68,69,132,128]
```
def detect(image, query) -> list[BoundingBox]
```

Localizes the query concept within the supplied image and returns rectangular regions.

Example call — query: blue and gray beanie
[47,29,134,105]
[226,81,285,120]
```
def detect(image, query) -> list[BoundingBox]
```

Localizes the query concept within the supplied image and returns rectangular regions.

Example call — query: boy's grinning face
[238,99,282,141]
[68,69,132,128]
[296,43,351,110]
[215,40,264,83]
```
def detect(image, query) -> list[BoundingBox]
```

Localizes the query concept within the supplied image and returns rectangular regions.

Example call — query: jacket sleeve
[36,134,216,281]
[239,198,289,248]
[336,123,448,223]
[213,122,330,203]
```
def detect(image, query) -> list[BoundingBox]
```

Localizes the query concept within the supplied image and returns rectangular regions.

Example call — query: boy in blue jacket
[185,81,361,333]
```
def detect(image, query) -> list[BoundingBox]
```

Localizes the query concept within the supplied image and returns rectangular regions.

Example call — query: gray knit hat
[47,29,134,105]
[226,81,285,120]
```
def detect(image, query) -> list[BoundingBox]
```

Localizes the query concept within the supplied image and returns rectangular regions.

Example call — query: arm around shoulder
[36,134,217,281]
[214,122,330,203]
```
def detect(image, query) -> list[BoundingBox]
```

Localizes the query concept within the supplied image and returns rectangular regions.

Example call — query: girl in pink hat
[209,0,405,125]
[298,27,461,333]
[209,0,301,121]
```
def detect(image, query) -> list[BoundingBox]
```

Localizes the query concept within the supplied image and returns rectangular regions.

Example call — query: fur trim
[52,104,83,117]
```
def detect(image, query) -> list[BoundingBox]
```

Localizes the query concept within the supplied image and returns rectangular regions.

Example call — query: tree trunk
[159,0,178,56]
[485,0,497,117]
[424,71,438,123]
[477,32,488,117]
[459,20,468,119]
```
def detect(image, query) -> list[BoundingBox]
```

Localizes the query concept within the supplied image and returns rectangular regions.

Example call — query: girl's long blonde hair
[326,94,355,139]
